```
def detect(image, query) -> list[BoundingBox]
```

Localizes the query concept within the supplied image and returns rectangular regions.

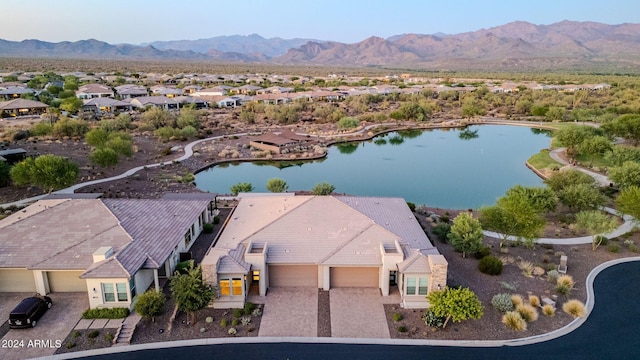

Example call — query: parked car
[8,295,52,329]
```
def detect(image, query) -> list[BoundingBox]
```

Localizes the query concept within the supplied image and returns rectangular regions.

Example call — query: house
[76,84,114,99]
[202,195,448,309]
[0,86,35,100]
[173,96,209,110]
[129,96,179,110]
[0,194,217,309]
[150,85,183,98]
[115,84,148,99]
[192,86,233,97]
[0,98,49,118]
[82,98,133,115]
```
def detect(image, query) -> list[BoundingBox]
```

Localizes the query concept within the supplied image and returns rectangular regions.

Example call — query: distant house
[115,84,148,99]
[192,86,233,97]
[0,98,49,118]
[82,98,133,115]
[0,86,35,100]
[129,96,179,110]
[173,96,208,110]
[76,84,114,99]
[256,86,294,94]
[230,85,262,95]
[150,85,183,98]
[0,194,217,309]
[202,195,448,309]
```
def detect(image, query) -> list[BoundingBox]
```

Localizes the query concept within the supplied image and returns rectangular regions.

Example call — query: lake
[195,125,552,209]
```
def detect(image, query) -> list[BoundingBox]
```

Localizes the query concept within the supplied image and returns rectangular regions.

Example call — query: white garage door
[268,265,317,287]
[0,269,37,292]
[48,271,87,292]
[330,267,379,288]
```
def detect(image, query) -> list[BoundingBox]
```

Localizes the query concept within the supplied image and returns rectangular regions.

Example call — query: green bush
[478,256,503,275]
[474,246,491,259]
[231,319,240,326]
[87,330,100,339]
[431,223,451,243]
[423,309,446,328]
[220,318,228,327]
[82,307,129,319]
[233,308,244,318]
[213,216,221,224]
[244,302,255,316]
[608,244,620,253]
[105,332,114,343]
[203,223,214,234]
[491,293,514,312]
[392,313,403,322]
[72,330,81,338]
[175,260,194,274]
[30,122,53,136]
[66,342,76,349]
[406,202,416,212]
[397,325,407,333]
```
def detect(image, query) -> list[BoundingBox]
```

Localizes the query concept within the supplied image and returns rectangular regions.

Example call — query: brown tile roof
[0,98,49,110]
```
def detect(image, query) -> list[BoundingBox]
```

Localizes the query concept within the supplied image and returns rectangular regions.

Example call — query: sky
[1,0,638,44]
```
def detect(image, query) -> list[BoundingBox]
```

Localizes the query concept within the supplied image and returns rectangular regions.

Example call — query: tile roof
[209,195,440,268]
[0,98,49,110]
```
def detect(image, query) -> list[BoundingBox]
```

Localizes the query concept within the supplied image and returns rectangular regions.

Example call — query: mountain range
[2,21,640,70]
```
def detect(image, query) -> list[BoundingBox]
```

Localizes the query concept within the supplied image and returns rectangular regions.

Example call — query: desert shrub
[423,309,446,328]
[87,330,100,339]
[220,318,228,327]
[231,319,240,326]
[30,122,53,136]
[517,260,534,277]
[556,275,575,296]
[241,316,251,326]
[511,294,524,307]
[244,302,255,315]
[594,235,609,247]
[72,330,81,338]
[500,281,517,291]
[337,116,360,129]
[529,295,541,307]
[82,307,129,319]
[397,326,407,333]
[547,269,559,283]
[392,313,403,322]
[629,244,639,253]
[608,244,620,253]
[542,304,556,317]
[105,332,114,343]
[478,256,503,275]
[205,317,213,323]
[203,223,214,234]
[52,117,89,138]
[228,327,237,335]
[431,223,451,243]
[491,293,514,312]
[562,299,586,318]
[516,304,539,322]
[502,311,527,331]
[474,246,492,259]
[66,342,76,349]
[134,290,166,322]
[233,308,244,318]
[252,308,263,317]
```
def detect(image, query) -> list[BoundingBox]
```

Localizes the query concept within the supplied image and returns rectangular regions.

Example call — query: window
[418,278,429,295]
[102,282,129,303]
[405,277,429,296]
[252,270,260,284]
[219,277,243,296]
[406,278,416,295]
[129,278,136,298]
[184,230,191,247]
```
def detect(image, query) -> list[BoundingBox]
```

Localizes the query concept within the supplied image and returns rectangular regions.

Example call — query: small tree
[448,212,484,258]
[616,185,640,220]
[134,290,166,323]
[10,154,79,193]
[266,178,288,193]
[426,286,483,329]
[312,182,335,195]
[230,182,254,195]
[575,210,619,251]
[609,161,640,189]
[90,147,119,167]
[170,263,215,325]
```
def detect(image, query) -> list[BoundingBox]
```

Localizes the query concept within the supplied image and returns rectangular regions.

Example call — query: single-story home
[0,86,35,100]
[76,84,114,99]
[249,129,316,154]
[128,96,180,110]
[0,193,217,309]
[82,97,133,115]
[202,195,447,309]
[115,84,148,99]
[0,98,49,117]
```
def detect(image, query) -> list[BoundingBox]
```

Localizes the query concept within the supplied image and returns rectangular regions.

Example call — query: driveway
[0,292,88,360]
[252,287,317,337]
[330,288,396,338]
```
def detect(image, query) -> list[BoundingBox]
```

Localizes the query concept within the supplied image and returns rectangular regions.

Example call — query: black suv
[8,295,52,329]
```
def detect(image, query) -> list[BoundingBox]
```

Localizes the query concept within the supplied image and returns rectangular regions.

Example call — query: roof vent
[92,246,113,263]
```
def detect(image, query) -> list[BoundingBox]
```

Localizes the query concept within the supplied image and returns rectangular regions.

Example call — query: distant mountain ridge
[2,21,640,70]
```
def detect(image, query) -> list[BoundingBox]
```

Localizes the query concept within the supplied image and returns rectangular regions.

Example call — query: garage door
[330,267,379,288]
[268,265,317,287]
[0,269,37,292]
[48,271,87,292]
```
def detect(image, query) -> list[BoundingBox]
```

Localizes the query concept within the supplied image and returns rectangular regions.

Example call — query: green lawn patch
[528,149,561,170]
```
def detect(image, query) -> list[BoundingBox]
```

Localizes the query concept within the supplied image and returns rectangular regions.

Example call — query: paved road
[44,258,640,360]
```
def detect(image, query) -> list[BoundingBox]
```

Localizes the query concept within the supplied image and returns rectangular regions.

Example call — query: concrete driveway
[253,287,317,337]
[330,288,397,338]
[0,292,88,360]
